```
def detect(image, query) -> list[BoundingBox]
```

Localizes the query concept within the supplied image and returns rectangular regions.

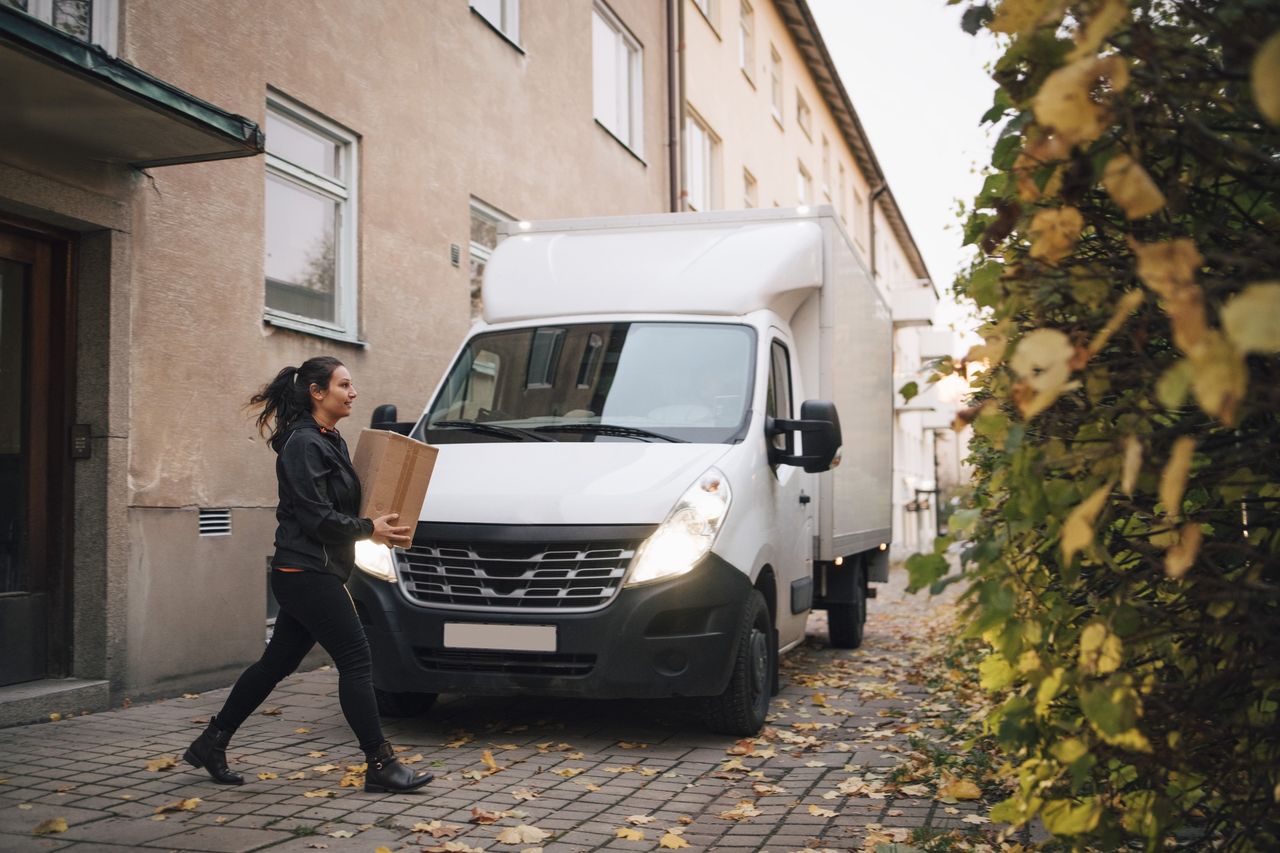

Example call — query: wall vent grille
[199,508,232,537]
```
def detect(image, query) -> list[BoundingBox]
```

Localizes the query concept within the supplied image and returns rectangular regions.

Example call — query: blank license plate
[443,622,556,652]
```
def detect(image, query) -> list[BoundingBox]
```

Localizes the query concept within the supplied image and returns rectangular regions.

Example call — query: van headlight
[355,540,398,583]
[626,468,731,586]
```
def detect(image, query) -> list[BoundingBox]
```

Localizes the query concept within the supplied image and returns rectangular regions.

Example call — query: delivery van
[348,206,892,735]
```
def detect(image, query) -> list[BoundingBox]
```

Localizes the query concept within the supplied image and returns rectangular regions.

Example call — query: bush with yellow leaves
[911,1,1280,849]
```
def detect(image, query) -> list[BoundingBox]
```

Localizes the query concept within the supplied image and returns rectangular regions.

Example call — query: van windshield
[415,322,756,445]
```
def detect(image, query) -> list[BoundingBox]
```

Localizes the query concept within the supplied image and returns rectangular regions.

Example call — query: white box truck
[350,206,893,735]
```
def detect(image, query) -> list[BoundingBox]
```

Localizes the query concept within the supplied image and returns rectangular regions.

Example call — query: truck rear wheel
[375,688,438,718]
[827,562,866,649]
[702,590,774,736]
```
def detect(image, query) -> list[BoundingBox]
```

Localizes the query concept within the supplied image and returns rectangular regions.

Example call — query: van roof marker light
[517,220,532,230]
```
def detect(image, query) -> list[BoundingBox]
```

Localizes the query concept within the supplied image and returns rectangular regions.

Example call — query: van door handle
[799,493,811,505]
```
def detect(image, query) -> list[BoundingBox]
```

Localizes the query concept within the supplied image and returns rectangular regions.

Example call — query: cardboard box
[351,429,438,541]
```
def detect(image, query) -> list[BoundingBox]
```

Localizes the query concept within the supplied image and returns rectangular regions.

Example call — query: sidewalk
[0,568,1000,853]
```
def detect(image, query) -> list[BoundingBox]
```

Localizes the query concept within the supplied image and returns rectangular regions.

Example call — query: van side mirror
[371,403,415,436]
[767,399,843,473]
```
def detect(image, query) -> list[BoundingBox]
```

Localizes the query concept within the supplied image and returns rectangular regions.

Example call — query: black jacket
[270,417,374,581]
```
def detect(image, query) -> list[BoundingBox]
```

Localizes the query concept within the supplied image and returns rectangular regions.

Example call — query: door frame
[0,219,77,681]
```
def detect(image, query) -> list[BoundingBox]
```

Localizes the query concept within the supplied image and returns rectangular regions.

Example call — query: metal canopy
[0,7,263,169]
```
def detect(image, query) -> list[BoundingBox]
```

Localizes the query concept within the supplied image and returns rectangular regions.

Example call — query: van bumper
[346,553,752,699]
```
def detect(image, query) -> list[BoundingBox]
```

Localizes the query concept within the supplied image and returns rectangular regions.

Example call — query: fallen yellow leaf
[256,772,277,781]
[659,831,691,848]
[615,827,645,840]
[144,756,177,772]
[32,817,68,835]
[807,804,838,818]
[495,824,549,844]
[154,798,200,814]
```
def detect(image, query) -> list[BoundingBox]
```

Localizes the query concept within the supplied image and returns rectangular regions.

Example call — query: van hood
[420,442,733,525]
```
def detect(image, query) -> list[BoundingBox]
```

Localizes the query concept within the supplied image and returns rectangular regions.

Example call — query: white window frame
[738,0,755,82]
[796,90,812,139]
[693,0,718,31]
[263,91,360,344]
[797,160,812,205]
[743,167,758,208]
[769,45,783,125]
[16,0,118,53]
[821,135,832,200]
[684,107,720,212]
[592,1,645,156]
[469,0,521,47]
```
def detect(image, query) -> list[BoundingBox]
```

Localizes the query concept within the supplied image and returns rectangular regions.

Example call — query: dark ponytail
[248,356,345,451]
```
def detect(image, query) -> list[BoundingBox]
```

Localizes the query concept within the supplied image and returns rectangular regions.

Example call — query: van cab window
[767,340,793,452]
[419,322,756,445]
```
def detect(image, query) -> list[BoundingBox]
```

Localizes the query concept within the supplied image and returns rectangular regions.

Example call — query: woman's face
[312,365,357,423]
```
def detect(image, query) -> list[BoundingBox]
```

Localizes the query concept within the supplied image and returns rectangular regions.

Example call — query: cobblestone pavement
[0,567,987,853]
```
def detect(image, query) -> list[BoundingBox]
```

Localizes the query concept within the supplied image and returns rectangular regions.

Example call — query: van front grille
[414,648,596,677]
[397,538,641,612]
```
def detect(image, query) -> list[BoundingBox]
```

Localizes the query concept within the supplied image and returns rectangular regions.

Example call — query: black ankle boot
[363,741,433,793]
[184,720,244,785]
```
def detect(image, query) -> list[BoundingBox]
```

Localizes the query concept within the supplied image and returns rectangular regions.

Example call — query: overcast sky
[806,0,1004,336]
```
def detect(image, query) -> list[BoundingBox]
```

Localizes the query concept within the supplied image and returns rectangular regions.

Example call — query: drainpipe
[667,0,685,212]
[868,182,888,280]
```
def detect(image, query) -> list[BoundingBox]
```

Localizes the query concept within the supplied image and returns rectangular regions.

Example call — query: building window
[693,0,717,29]
[592,1,644,154]
[837,162,847,223]
[797,161,812,205]
[796,91,812,138]
[264,94,358,339]
[738,0,755,81]
[769,46,783,123]
[6,0,117,52]
[743,168,758,208]
[685,108,720,212]
[470,199,511,321]
[470,0,520,45]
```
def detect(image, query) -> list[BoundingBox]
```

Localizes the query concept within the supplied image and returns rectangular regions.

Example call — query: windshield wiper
[429,420,554,442]
[533,423,687,443]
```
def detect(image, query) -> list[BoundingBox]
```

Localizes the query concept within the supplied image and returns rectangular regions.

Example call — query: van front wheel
[702,590,774,736]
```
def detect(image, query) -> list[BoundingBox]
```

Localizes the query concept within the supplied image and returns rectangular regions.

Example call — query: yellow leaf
[1188,332,1247,425]
[615,827,646,841]
[936,777,982,801]
[495,824,550,844]
[1033,56,1129,145]
[154,798,201,814]
[1164,522,1203,579]
[256,772,277,781]
[660,831,691,849]
[1079,623,1123,675]
[1121,435,1143,497]
[1028,207,1084,266]
[1067,0,1129,60]
[311,763,339,773]
[810,692,828,706]
[482,749,500,772]
[1221,282,1280,354]
[979,654,1015,691]
[303,789,335,798]
[550,767,584,778]
[376,848,393,853]
[1101,154,1165,219]
[625,815,656,825]
[1010,327,1079,418]
[511,787,538,801]
[989,0,1067,35]
[144,756,177,772]
[294,727,310,734]
[1062,483,1113,563]
[1159,437,1195,520]
[1130,237,1203,301]
[1041,797,1103,835]
[1036,667,1066,717]
[32,817,68,835]
[807,804,838,817]
[718,800,762,820]
[49,712,62,721]
[1252,30,1280,125]
[1088,289,1145,357]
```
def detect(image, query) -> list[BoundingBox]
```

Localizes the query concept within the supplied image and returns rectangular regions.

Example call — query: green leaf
[1156,360,1193,409]
[905,552,949,593]
[898,381,919,402]
[1041,797,1103,836]
[980,654,1016,691]
[968,261,1004,308]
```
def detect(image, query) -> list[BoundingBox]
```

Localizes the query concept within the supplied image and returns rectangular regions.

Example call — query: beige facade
[0,0,670,719]
[676,0,952,559]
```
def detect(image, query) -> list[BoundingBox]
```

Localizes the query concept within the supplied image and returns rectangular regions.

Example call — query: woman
[184,356,433,794]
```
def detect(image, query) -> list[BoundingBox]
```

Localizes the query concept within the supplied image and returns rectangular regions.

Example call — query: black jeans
[214,570,385,753]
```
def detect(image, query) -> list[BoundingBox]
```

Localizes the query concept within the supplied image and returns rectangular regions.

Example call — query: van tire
[375,688,438,718]
[702,590,774,736]
[827,563,866,649]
